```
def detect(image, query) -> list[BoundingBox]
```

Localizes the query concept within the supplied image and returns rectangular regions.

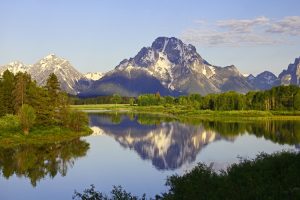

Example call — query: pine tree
[0,70,15,115]
[45,73,61,124]
[294,92,300,111]
[46,73,60,105]
[12,72,31,113]
[57,92,71,127]
[27,81,52,125]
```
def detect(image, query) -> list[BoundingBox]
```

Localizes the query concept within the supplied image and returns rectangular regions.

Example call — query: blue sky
[0,0,300,75]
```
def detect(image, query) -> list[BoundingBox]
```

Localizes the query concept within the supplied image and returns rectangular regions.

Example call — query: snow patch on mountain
[149,52,174,89]
[29,54,84,94]
[0,61,31,75]
[84,72,104,81]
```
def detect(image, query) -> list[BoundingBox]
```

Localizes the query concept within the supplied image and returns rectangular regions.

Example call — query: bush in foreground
[66,110,89,132]
[18,104,36,135]
[0,114,20,131]
[73,185,146,200]
[161,151,300,200]
[74,151,300,200]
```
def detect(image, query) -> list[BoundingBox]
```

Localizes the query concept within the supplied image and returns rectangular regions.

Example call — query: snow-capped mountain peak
[84,72,104,81]
[28,54,84,94]
[92,36,253,96]
[0,61,31,75]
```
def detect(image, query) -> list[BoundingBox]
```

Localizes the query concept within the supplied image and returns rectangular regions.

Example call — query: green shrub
[18,104,36,135]
[161,151,300,200]
[74,152,300,200]
[67,110,88,132]
[0,114,20,131]
[73,185,146,200]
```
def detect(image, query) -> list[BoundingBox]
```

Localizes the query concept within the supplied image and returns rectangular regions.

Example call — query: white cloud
[182,16,299,47]
[217,16,269,33]
[266,16,300,35]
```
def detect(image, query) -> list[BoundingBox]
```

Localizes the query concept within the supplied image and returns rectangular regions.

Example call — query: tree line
[0,70,87,134]
[71,95,134,105]
[136,85,300,111]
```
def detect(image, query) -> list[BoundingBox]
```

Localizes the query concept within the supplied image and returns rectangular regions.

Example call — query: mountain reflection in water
[89,113,300,170]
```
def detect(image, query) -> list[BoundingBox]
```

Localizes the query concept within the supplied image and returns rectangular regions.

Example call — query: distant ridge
[1,37,299,96]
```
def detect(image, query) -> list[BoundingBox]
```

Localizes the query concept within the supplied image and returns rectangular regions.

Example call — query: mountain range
[0,37,299,96]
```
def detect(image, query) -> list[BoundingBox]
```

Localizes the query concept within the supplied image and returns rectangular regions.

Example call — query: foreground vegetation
[0,70,90,143]
[73,151,300,200]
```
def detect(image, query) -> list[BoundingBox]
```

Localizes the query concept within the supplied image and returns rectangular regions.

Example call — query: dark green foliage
[0,70,15,116]
[12,72,31,113]
[74,152,300,200]
[0,72,88,132]
[45,73,60,98]
[161,151,300,200]
[294,92,300,110]
[45,73,62,124]
[73,185,146,200]
[27,83,53,125]
[135,85,300,111]
[73,185,105,200]
[71,96,133,105]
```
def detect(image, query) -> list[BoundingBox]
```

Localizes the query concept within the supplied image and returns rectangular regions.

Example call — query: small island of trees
[0,70,89,137]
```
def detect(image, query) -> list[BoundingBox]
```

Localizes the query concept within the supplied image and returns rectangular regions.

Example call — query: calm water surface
[1,113,299,199]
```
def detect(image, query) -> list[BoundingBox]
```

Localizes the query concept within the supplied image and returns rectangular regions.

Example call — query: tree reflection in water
[0,138,89,187]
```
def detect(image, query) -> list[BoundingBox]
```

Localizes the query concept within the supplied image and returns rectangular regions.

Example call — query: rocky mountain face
[0,54,91,95]
[0,61,29,75]
[247,71,279,90]
[247,57,300,90]
[81,37,253,96]
[28,54,86,94]
[278,57,300,86]
[0,37,299,96]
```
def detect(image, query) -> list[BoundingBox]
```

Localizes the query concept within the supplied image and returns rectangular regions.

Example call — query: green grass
[0,114,92,147]
[0,126,92,148]
[71,104,300,121]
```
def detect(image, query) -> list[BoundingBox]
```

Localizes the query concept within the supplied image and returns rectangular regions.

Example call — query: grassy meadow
[71,104,300,121]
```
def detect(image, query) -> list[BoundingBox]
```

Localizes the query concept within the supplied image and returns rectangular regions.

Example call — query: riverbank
[0,114,92,147]
[71,104,300,120]
[0,125,92,147]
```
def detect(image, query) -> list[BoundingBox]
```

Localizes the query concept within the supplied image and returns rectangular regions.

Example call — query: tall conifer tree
[12,72,31,113]
[0,70,15,115]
